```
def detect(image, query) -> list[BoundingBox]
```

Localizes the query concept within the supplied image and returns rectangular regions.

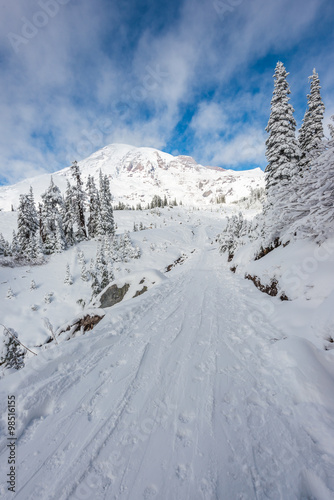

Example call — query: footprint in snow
[143,485,158,498]
[176,463,191,481]
[178,412,195,424]
[116,359,127,366]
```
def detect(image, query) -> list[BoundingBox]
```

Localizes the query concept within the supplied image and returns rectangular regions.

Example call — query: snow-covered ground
[1,207,334,499]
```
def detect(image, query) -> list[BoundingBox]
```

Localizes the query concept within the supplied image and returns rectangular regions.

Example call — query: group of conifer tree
[219,61,333,259]
[263,62,332,248]
[0,162,115,261]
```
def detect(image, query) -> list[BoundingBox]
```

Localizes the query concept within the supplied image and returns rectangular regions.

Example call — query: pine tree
[64,264,73,285]
[26,232,44,261]
[107,261,114,283]
[80,262,90,282]
[70,161,87,241]
[97,170,115,238]
[6,287,14,299]
[17,187,39,256]
[30,279,37,290]
[0,233,5,256]
[11,231,19,256]
[288,116,334,243]
[265,62,299,196]
[298,69,325,173]
[54,220,66,253]
[86,175,100,238]
[0,233,9,257]
[117,231,140,262]
[62,181,76,246]
[93,241,112,293]
[40,177,66,254]
[218,212,245,261]
[0,328,25,371]
[91,271,101,298]
[77,248,85,264]
[264,62,300,243]
[79,252,89,282]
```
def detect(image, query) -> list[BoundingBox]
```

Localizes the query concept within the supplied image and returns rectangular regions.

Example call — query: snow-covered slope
[1,209,334,499]
[0,144,264,211]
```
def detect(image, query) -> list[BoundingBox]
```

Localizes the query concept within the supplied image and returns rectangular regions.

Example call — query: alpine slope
[1,215,334,500]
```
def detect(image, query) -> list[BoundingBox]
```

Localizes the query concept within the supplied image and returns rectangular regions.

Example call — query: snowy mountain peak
[0,144,264,211]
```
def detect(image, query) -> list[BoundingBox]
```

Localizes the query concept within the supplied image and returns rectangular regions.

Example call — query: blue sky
[0,0,334,184]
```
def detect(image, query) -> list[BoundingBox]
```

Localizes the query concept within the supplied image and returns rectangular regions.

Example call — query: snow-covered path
[1,225,334,499]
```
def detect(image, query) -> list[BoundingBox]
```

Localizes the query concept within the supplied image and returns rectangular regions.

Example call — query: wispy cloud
[0,0,333,183]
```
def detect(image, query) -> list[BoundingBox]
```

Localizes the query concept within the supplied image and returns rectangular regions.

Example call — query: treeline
[114,194,180,211]
[0,162,115,263]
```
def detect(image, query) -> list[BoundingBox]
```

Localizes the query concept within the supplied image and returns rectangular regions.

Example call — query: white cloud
[191,127,266,168]
[0,0,332,183]
[190,102,228,136]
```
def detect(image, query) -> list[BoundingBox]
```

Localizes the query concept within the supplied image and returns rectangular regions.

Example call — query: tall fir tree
[264,62,300,244]
[265,62,300,197]
[40,177,66,254]
[62,180,76,246]
[0,328,25,371]
[298,69,325,173]
[86,175,100,238]
[64,264,73,285]
[70,161,87,241]
[289,116,334,243]
[0,233,10,257]
[16,186,39,256]
[96,170,115,238]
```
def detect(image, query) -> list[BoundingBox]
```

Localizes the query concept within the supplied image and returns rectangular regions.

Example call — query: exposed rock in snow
[0,144,264,211]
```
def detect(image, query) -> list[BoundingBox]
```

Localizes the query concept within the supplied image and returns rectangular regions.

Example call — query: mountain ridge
[0,144,264,211]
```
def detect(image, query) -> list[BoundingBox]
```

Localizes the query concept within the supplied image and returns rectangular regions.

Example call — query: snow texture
[0,206,334,499]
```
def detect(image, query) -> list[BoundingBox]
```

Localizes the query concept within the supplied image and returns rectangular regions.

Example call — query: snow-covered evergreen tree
[86,175,100,238]
[218,212,245,261]
[90,241,114,297]
[62,181,76,247]
[77,249,85,265]
[265,62,299,193]
[0,233,5,256]
[40,177,66,254]
[288,116,334,243]
[264,62,300,244]
[95,243,108,286]
[16,187,39,256]
[96,170,115,238]
[0,233,10,257]
[64,264,73,285]
[80,262,90,282]
[78,250,90,281]
[54,220,66,253]
[11,231,19,256]
[26,232,44,261]
[91,271,101,298]
[107,261,114,283]
[298,69,325,173]
[0,328,25,371]
[70,161,87,241]
[30,279,37,290]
